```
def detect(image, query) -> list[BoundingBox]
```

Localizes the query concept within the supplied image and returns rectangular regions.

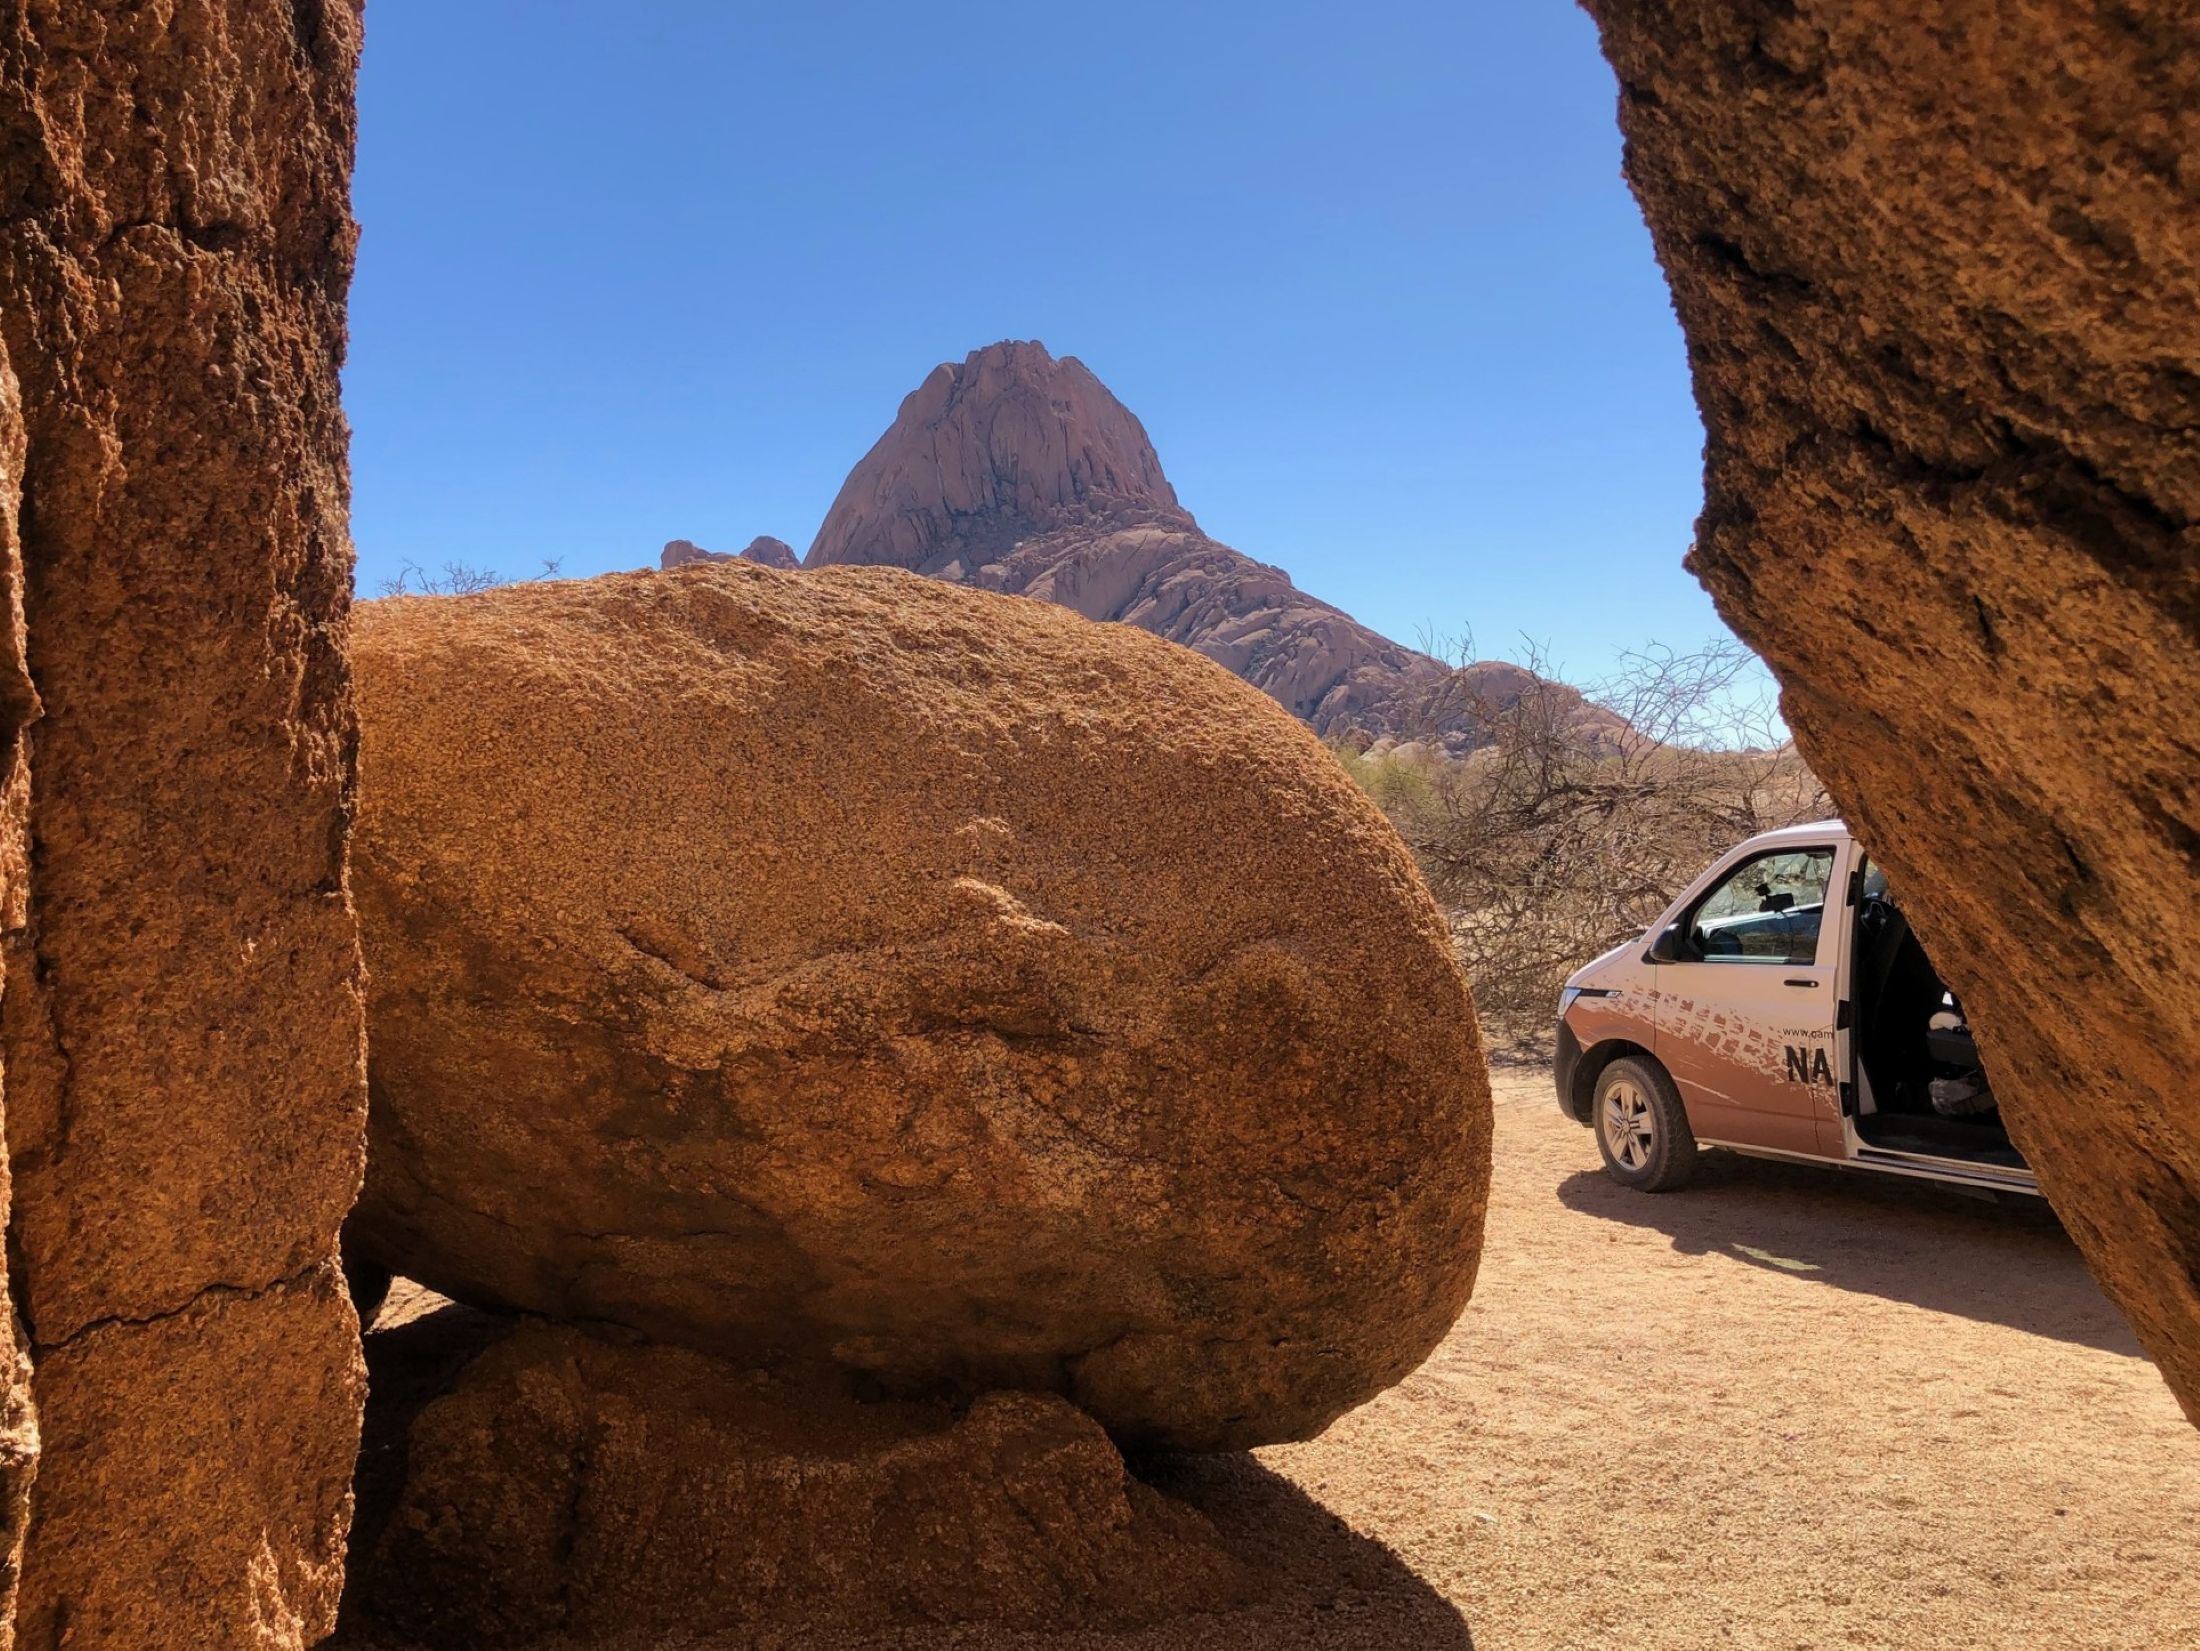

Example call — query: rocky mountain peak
[783,341,1620,750]
[807,340,1192,571]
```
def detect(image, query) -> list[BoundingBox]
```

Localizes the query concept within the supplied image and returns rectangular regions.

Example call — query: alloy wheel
[1602,1078,1655,1171]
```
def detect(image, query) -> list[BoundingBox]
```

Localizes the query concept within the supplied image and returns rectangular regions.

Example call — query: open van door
[1645,836,1853,1158]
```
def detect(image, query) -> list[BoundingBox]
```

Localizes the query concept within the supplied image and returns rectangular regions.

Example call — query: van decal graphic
[1784,1045,1835,1085]
[1662,994,1798,1086]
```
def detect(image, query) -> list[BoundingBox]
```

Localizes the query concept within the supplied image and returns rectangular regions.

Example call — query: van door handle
[1784,978,1819,988]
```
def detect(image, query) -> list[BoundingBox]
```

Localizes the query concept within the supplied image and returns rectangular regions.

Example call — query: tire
[1593,1056,1699,1192]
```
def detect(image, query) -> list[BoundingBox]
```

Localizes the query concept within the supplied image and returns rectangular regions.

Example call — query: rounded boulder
[347,564,1489,1450]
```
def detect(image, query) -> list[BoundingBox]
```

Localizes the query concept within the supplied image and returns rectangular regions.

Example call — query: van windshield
[1687,847,1836,965]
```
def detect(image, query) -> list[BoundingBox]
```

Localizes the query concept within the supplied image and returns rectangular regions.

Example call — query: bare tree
[1342,634,1829,1044]
[375,557,563,598]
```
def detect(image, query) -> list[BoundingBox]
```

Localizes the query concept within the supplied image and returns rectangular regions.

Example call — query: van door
[1652,840,1849,1157]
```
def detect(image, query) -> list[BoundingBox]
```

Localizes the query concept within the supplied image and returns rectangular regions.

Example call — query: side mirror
[1646,922,1693,964]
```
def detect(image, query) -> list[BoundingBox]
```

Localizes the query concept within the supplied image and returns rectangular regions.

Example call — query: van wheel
[1594,1057,1698,1192]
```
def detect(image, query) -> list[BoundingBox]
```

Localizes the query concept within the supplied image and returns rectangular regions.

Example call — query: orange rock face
[347,565,1489,1451]
[0,3,371,1643]
[1582,4,2200,1414]
[18,1274,363,1651]
[362,1323,1251,1646]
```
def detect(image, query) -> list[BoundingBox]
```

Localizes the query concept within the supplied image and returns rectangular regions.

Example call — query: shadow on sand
[1556,1149,2141,1357]
[1129,1452,1474,1650]
[332,1297,1473,1651]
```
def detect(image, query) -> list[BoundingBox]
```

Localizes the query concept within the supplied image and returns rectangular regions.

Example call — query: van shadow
[1555,1151,2142,1357]
[334,1295,1473,1651]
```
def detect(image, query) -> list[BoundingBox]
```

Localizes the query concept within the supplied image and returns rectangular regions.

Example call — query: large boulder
[361,1323,1251,1646]
[1581,4,2200,1413]
[347,564,1488,1450]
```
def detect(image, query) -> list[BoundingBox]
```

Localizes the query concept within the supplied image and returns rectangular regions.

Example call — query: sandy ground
[339,1066,2200,1650]
[1242,1066,2200,1650]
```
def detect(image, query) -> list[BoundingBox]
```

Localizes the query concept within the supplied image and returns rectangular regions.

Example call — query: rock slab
[1582,3,2200,1413]
[0,2,372,1642]
[348,563,1489,1450]
[364,1323,1251,1646]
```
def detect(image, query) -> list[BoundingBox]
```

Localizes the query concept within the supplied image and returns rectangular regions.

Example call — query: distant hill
[662,535,798,571]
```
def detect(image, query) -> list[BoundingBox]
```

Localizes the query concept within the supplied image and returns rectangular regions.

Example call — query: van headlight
[1558,986,1582,1016]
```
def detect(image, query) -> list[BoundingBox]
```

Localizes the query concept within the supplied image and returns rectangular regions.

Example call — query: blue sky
[347,1,1720,685]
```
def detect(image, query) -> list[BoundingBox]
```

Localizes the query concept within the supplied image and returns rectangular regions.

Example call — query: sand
[1238,1064,2200,1649]
[341,1065,2200,1650]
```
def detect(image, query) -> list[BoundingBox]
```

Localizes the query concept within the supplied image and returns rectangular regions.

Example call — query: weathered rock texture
[21,1272,363,1651]
[0,326,39,1651]
[808,341,1613,750]
[334,1295,1478,1651]
[364,1323,1250,1646]
[348,565,1488,1451]
[1582,4,2200,1413]
[660,535,799,571]
[0,3,371,1644]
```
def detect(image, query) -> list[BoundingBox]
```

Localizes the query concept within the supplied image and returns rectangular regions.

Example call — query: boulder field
[346,563,1490,1452]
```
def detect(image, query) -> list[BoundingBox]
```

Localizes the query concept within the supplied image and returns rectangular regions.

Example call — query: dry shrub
[1338,635,1828,1045]
[376,558,563,597]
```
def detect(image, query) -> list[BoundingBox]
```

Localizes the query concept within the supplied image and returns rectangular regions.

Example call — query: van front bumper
[1554,1018,1587,1123]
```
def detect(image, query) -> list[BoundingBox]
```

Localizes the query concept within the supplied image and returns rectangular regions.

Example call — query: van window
[1857,854,1890,902]
[1686,847,1836,965]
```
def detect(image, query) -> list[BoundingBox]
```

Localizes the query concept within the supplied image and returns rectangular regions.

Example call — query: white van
[1553,820,2037,1197]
